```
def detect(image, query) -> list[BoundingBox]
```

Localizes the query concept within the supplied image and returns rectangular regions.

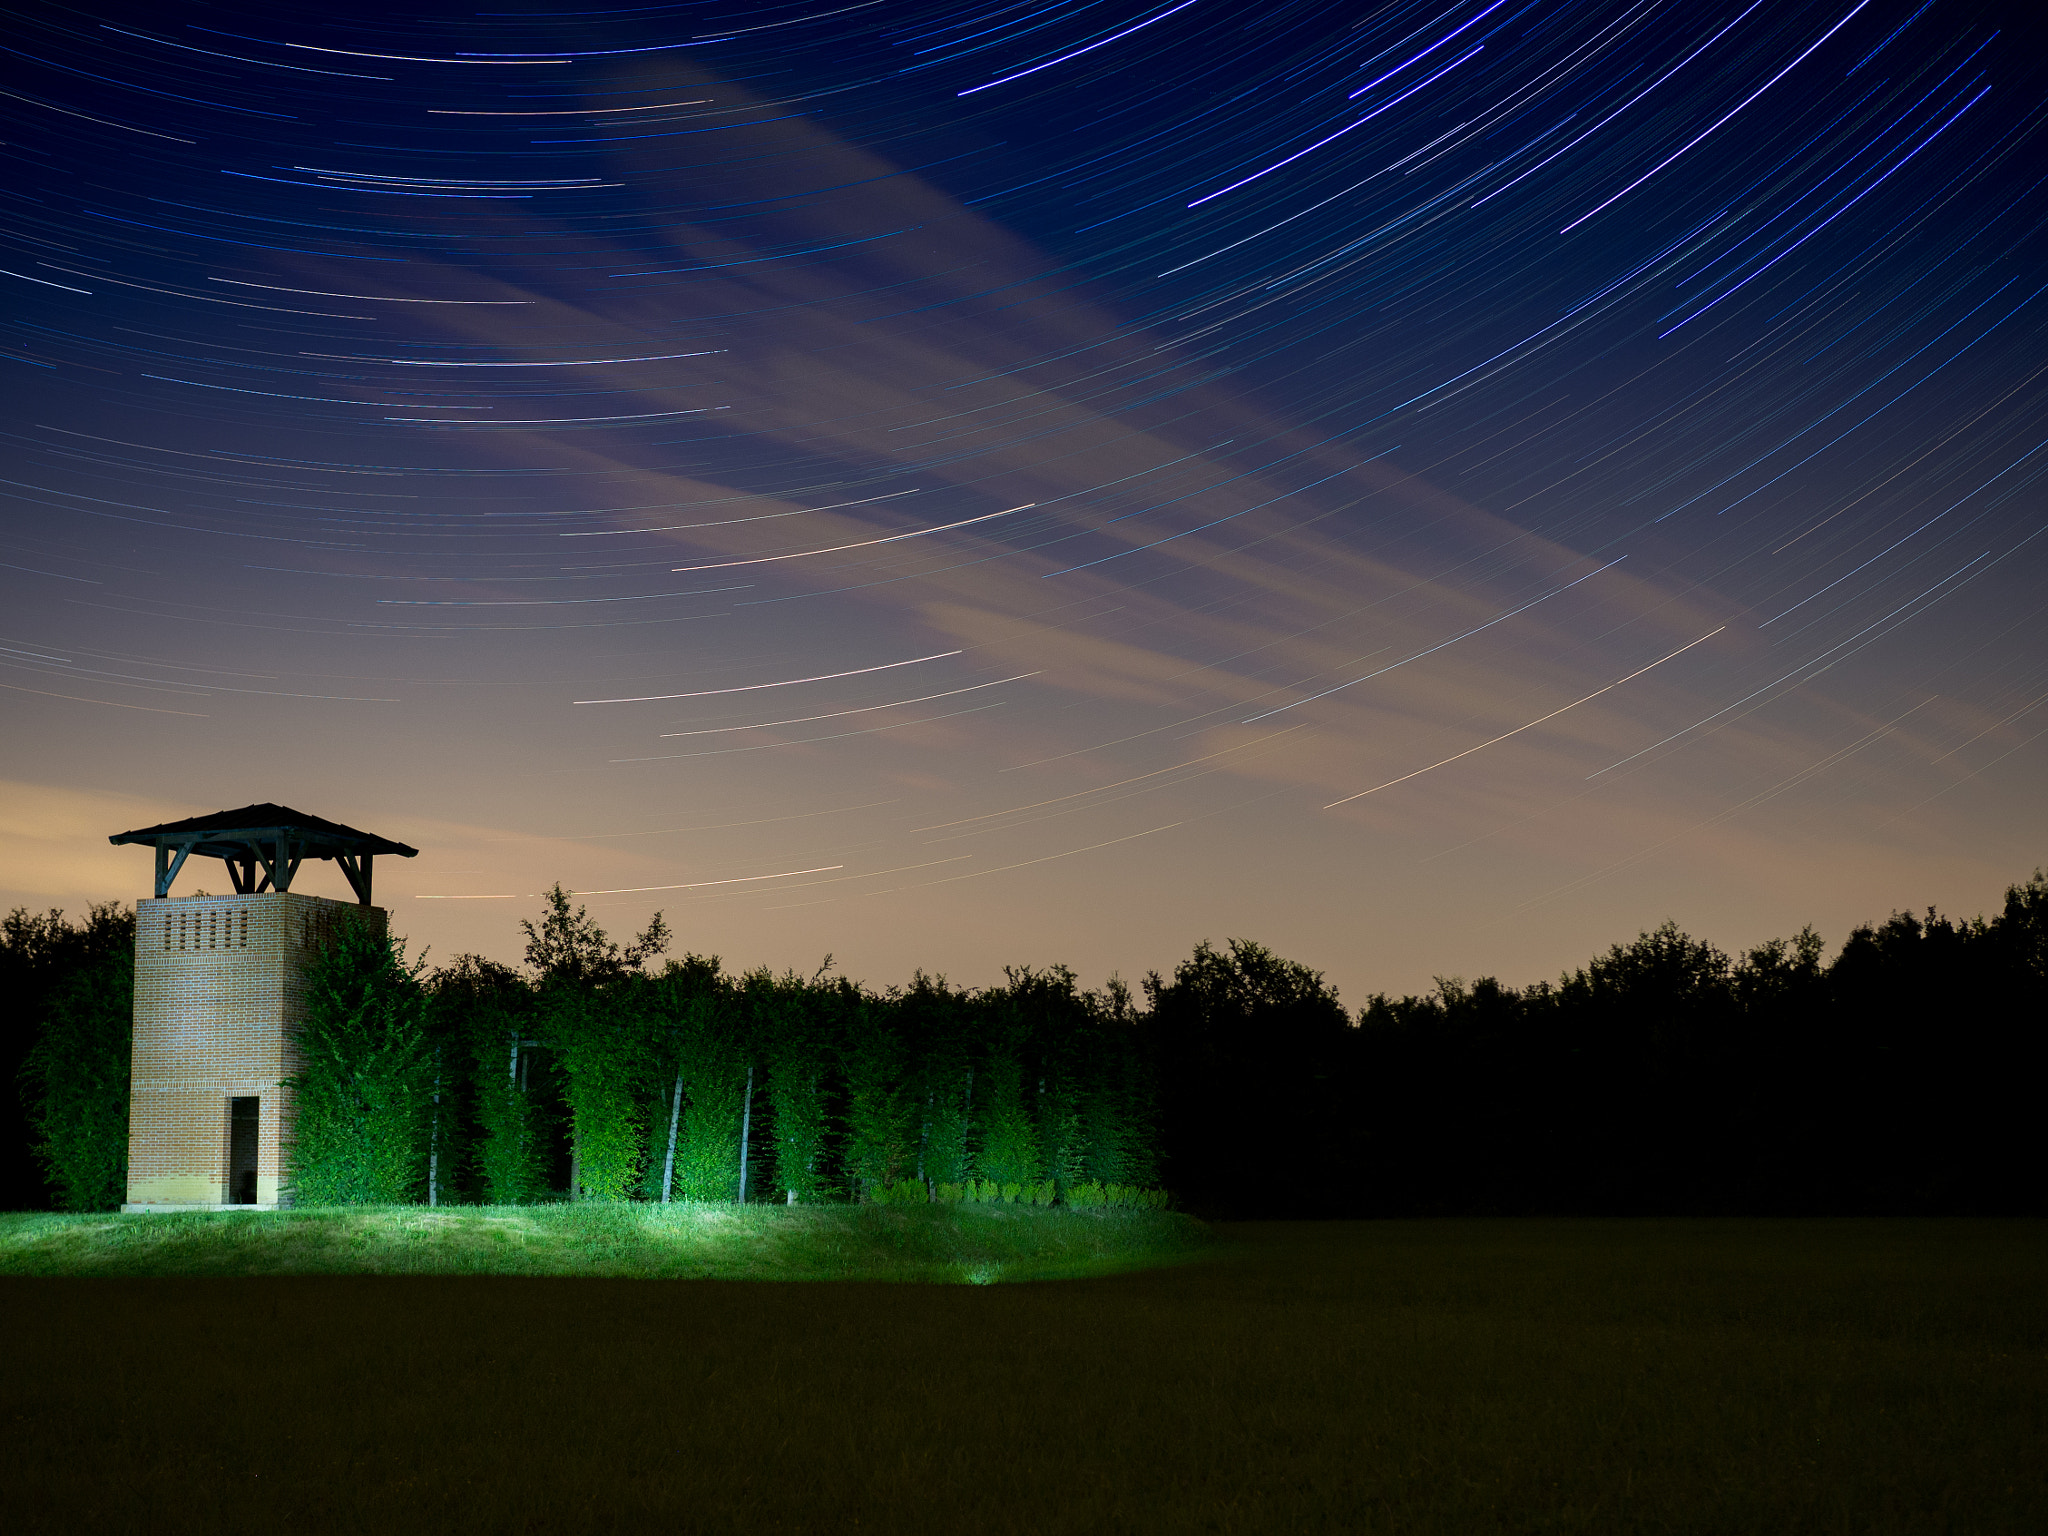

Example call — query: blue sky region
[2,0,2043,1002]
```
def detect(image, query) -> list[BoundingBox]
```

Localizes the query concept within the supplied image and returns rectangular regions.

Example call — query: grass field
[4,1217,2042,1533]
[0,1201,1208,1283]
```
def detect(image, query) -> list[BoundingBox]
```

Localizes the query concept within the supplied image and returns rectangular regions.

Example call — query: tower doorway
[227,1097,259,1205]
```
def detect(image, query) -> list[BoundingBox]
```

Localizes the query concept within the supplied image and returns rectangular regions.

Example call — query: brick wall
[123,892,387,1211]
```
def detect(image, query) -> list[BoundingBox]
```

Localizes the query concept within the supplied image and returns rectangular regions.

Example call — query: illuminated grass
[4,1220,2041,1533]
[0,1201,1214,1283]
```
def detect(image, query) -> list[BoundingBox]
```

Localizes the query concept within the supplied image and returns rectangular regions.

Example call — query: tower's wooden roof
[109,803,418,860]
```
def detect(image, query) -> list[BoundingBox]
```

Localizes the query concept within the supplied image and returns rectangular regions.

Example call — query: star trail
[2,0,2042,997]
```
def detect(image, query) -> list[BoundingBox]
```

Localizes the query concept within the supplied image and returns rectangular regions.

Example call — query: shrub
[436,956,546,1205]
[843,1007,917,1197]
[754,970,837,1206]
[868,1177,928,1205]
[549,980,652,1202]
[286,915,435,1205]
[976,1058,1039,1189]
[1001,1181,1022,1203]
[674,1018,749,1203]
[20,942,132,1212]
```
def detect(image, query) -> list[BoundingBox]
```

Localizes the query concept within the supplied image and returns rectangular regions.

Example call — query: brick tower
[108,805,417,1211]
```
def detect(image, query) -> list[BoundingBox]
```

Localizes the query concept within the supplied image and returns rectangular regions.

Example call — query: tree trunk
[428,1048,442,1208]
[736,1063,753,1204]
[918,1089,931,1185]
[661,1068,682,1203]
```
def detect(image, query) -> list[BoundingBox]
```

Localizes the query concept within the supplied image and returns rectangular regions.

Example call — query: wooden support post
[155,844,191,899]
[335,852,375,904]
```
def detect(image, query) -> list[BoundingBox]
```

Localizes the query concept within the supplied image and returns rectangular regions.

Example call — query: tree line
[14,887,1164,1214]
[8,870,2045,1215]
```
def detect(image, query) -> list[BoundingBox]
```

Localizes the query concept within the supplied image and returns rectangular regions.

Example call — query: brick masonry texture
[123,893,387,1211]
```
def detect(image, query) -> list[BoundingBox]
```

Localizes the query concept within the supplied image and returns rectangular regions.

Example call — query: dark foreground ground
[5,1219,2042,1533]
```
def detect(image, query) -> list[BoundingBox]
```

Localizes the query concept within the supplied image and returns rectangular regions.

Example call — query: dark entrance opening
[227,1097,259,1205]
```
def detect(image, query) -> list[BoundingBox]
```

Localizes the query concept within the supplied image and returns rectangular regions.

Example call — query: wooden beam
[336,852,374,904]
[155,845,191,899]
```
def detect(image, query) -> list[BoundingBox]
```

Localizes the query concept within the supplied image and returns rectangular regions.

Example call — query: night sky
[3,0,2043,1003]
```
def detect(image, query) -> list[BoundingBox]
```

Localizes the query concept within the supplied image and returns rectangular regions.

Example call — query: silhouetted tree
[1143,939,1352,1214]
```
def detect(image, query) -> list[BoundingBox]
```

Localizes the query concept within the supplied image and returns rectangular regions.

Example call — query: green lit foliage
[522,887,669,1201]
[432,955,543,1205]
[749,963,842,1205]
[1063,1182,1170,1209]
[654,959,751,1203]
[981,967,1068,1193]
[896,972,975,1190]
[870,1177,929,1205]
[268,882,1197,1213]
[17,903,134,1212]
[978,964,1152,1198]
[286,915,435,1206]
[972,1056,1039,1191]
[922,1083,974,1187]
[547,977,653,1202]
[641,956,720,1202]
[841,993,918,1200]
[294,888,1170,1212]
[1046,1101,1087,1194]
[1090,977,1160,1189]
